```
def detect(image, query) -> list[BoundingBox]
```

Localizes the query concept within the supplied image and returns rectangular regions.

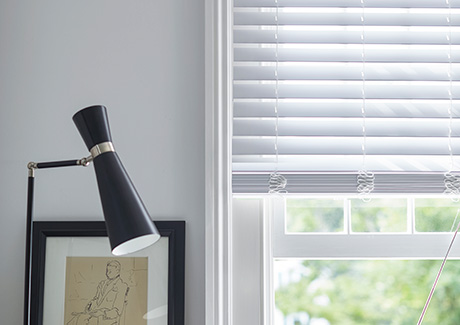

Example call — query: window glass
[351,198,407,233]
[415,198,460,232]
[274,259,460,325]
[286,198,344,233]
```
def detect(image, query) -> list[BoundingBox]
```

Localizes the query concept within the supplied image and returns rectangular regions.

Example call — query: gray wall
[0,0,205,323]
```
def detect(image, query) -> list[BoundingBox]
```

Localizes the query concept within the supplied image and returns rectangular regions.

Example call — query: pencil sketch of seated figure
[67,260,129,325]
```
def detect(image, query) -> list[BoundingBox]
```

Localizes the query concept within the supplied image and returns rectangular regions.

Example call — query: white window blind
[233,0,460,193]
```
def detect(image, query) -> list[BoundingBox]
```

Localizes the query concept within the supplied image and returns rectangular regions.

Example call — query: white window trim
[205,0,233,324]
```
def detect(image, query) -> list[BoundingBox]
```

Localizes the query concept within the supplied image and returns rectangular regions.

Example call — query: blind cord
[269,0,287,194]
[444,0,460,200]
[448,0,454,172]
[357,0,374,200]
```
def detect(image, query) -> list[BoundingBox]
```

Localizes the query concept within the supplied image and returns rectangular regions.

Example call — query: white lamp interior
[112,234,161,256]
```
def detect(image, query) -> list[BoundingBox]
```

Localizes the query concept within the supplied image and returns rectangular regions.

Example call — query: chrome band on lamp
[90,141,115,159]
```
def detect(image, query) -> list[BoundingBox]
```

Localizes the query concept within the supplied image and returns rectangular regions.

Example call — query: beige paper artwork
[64,256,148,325]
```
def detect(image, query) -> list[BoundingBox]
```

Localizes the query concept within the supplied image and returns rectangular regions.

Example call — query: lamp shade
[73,105,160,255]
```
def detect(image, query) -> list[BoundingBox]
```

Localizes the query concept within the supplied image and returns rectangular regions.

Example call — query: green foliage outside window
[276,259,460,324]
[415,199,460,232]
[286,199,343,233]
[350,198,406,232]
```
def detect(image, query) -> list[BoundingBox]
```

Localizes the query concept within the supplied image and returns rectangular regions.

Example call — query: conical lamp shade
[73,105,160,255]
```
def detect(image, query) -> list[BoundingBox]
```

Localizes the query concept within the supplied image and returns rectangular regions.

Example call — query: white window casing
[205,0,233,324]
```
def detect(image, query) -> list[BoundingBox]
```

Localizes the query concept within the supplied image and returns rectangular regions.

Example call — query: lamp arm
[27,155,93,176]
[24,154,92,325]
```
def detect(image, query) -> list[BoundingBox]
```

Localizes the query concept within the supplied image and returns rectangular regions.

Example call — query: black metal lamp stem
[23,176,34,325]
[23,158,89,325]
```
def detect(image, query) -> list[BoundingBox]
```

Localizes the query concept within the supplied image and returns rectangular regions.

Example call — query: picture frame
[28,221,185,325]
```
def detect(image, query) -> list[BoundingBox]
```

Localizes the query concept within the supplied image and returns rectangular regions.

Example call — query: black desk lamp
[23,105,160,324]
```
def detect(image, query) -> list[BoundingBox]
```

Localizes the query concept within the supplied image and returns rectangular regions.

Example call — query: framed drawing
[28,221,185,325]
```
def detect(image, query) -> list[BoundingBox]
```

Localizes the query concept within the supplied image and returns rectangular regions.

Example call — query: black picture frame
[28,221,185,325]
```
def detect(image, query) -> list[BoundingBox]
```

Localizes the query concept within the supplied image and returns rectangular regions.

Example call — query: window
[233,195,460,324]
[228,0,460,325]
[273,196,460,324]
